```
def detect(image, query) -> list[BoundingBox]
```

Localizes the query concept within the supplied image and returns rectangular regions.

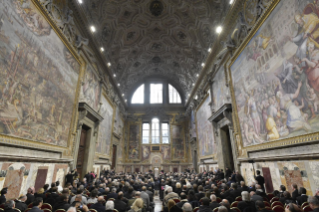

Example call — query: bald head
[97,196,104,202]
[220,199,230,209]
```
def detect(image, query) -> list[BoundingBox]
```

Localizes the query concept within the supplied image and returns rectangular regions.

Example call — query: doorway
[111,145,117,170]
[76,126,89,178]
[220,126,235,171]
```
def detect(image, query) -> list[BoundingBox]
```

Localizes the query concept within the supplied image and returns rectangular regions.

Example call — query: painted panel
[114,107,124,136]
[128,124,140,160]
[161,145,170,160]
[196,95,215,157]
[81,64,101,111]
[171,125,184,160]
[96,95,114,155]
[230,0,319,147]
[0,0,80,146]
[3,163,25,199]
[142,145,150,161]
[213,67,228,110]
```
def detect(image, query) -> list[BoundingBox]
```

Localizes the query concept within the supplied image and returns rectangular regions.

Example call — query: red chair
[230,207,241,212]
[235,196,242,201]
[216,197,222,203]
[173,199,180,203]
[13,209,21,212]
[303,206,312,212]
[267,193,275,201]
[193,207,199,212]
[0,209,3,211]
[41,204,52,210]
[213,208,218,212]
[271,201,284,209]
[87,203,93,208]
[113,210,119,212]
[270,197,279,204]
[265,207,272,211]
[264,201,271,207]
[0,205,4,210]
[272,206,285,212]
[27,203,33,209]
[45,193,51,198]
[103,195,107,201]
[24,209,32,212]
[55,210,66,212]
[263,197,269,202]
[89,209,97,212]
[42,209,51,212]
[231,201,239,208]
[301,202,309,208]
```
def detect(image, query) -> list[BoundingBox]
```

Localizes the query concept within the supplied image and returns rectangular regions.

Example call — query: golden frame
[95,89,116,160]
[0,0,85,158]
[228,0,319,156]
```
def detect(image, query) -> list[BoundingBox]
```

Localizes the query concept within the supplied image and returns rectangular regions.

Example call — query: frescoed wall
[81,64,101,111]
[141,145,150,161]
[114,107,124,136]
[196,95,215,157]
[161,145,171,160]
[128,124,140,160]
[213,67,228,110]
[0,0,80,147]
[171,124,184,160]
[230,0,319,147]
[96,95,114,155]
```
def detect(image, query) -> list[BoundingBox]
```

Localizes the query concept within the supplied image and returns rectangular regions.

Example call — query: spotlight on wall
[100,47,104,52]
[90,26,96,32]
[216,26,222,34]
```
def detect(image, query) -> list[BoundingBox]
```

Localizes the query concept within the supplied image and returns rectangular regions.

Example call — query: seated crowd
[0,169,319,212]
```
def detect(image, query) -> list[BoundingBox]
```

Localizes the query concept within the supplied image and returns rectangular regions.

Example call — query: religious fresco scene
[161,145,170,160]
[128,124,140,160]
[96,96,114,155]
[196,94,215,157]
[0,0,79,147]
[171,125,184,160]
[213,68,228,110]
[80,64,101,112]
[231,0,319,147]
[141,145,150,161]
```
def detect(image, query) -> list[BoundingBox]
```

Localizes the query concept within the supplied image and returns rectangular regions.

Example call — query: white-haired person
[163,186,180,206]
[105,200,114,212]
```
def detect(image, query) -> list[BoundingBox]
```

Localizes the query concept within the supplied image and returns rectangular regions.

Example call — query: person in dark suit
[308,196,319,212]
[45,187,59,206]
[296,187,308,206]
[15,195,28,212]
[229,183,242,199]
[237,191,256,212]
[3,200,16,212]
[255,171,265,192]
[291,184,300,201]
[177,193,189,209]
[196,186,205,201]
[114,192,127,212]
[279,191,294,205]
[255,200,274,212]
[29,197,44,212]
[239,181,250,192]
[209,195,220,210]
[89,196,105,212]
[26,187,35,206]
[199,197,212,212]
[52,194,71,212]
[0,188,7,205]
[106,188,118,201]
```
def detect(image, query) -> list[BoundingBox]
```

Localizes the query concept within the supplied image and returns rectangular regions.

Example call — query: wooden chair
[13,209,21,212]
[303,206,312,212]
[231,201,239,208]
[89,209,97,212]
[235,196,242,201]
[267,193,275,201]
[230,207,241,212]
[27,203,33,209]
[216,197,222,203]
[271,201,284,209]
[213,208,218,212]
[272,206,285,212]
[113,210,119,212]
[270,197,279,204]
[193,207,199,212]
[77,210,81,212]
[0,205,4,210]
[42,209,52,212]
[55,210,66,212]
[264,201,271,207]
[41,203,52,210]
[173,199,180,203]
[301,202,309,208]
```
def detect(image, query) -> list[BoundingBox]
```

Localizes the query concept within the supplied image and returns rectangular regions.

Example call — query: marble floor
[154,195,163,212]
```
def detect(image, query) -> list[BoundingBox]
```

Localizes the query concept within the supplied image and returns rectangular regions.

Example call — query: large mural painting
[81,65,101,112]
[0,0,80,146]
[96,95,114,155]
[128,124,140,160]
[231,0,319,147]
[171,125,184,159]
[196,94,214,157]
[213,68,228,110]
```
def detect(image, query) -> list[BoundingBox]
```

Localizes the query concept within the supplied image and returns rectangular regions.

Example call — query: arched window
[131,84,144,104]
[169,84,182,103]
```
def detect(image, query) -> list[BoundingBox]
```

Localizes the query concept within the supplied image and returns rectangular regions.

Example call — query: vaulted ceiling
[80,0,230,100]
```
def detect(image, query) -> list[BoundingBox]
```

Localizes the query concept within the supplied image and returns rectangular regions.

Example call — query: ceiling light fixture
[113,74,116,77]
[216,26,222,34]
[201,63,205,67]
[229,0,234,4]
[100,47,104,52]
[107,62,111,67]
[192,83,195,86]
[90,26,96,32]
[208,48,212,52]
[196,74,199,77]
[117,83,120,87]
[122,93,125,96]
[125,99,127,102]
[195,95,198,100]
[78,0,83,4]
